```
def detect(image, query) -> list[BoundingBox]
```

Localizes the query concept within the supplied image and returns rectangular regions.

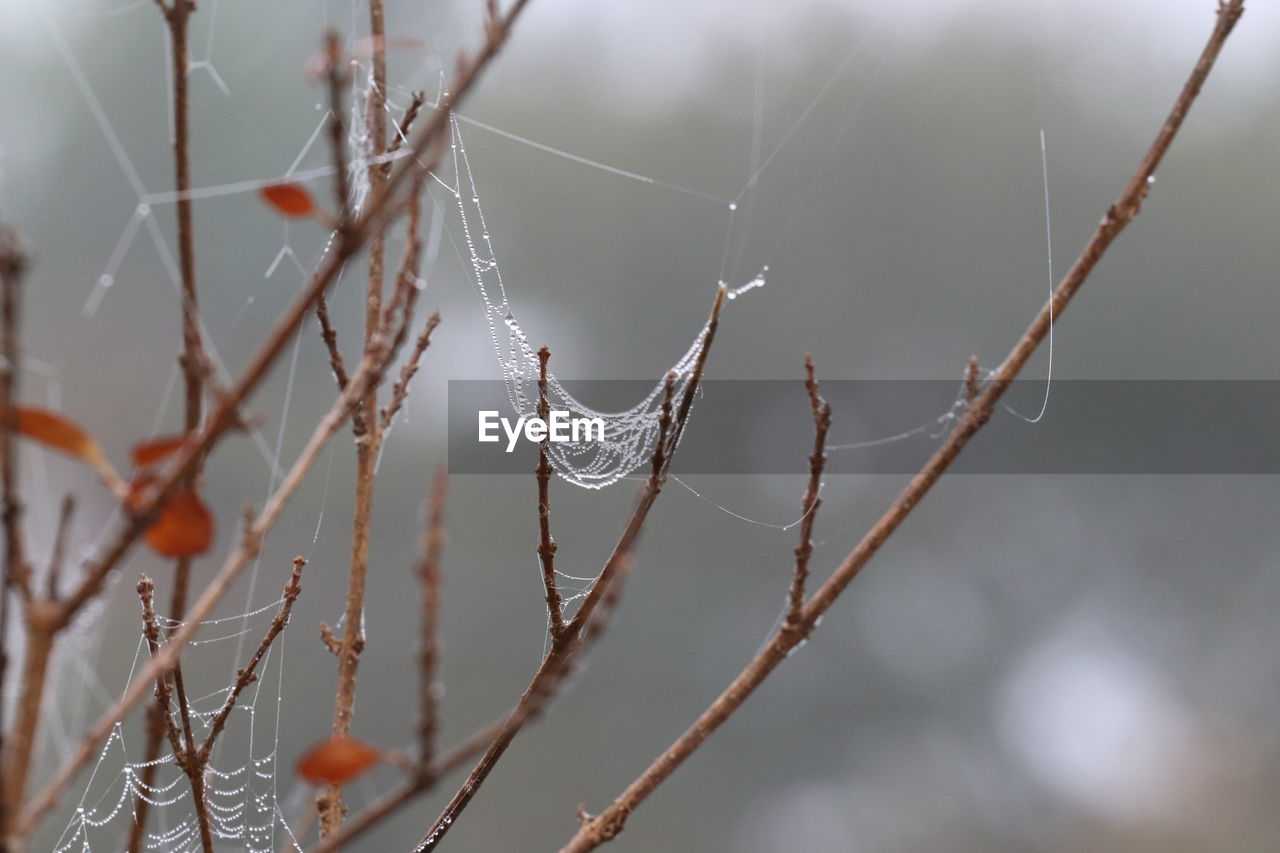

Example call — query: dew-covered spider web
[53,601,295,853]
[4,0,1068,849]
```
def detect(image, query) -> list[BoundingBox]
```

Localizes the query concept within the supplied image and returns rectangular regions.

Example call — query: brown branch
[387,91,427,161]
[320,1,397,822]
[963,355,981,405]
[559,3,1248,848]
[380,311,439,429]
[18,0,536,837]
[325,31,351,222]
[0,223,30,845]
[562,285,725,646]
[0,225,30,606]
[536,346,565,638]
[785,355,830,630]
[306,313,701,853]
[136,577,185,765]
[417,469,447,772]
[319,622,342,655]
[199,556,305,758]
[411,287,726,852]
[315,295,349,392]
[55,0,533,626]
[20,288,422,835]
[138,575,208,852]
[301,546,634,853]
[317,88,429,405]
[45,496,74,601]
[135,1,210,842]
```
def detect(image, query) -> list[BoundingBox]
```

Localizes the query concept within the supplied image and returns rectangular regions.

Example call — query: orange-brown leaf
[260,183,315,217]
[296,736,381,786]
[5,408,117,482]
[132,436,186,469]
[143,487,214,558]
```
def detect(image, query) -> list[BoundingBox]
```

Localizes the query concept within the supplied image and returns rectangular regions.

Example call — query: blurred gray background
[2,0,1280,850]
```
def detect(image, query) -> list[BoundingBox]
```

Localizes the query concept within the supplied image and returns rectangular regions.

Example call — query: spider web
[9,0,1062,849]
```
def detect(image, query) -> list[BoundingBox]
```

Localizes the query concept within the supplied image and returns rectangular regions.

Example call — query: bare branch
[0,222,31,840]
[560,3,1248,848]
[410,287,727,853]
[417,469,447,772]
[380,311,439,429]
[199,556,306,759]
[785,355,830,631]
[315,295,349,392]
[535,346,565,638]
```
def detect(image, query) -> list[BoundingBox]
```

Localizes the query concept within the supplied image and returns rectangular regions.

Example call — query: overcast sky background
[2,1,1279,851]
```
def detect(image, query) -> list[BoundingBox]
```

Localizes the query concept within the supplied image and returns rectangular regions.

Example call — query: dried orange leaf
[143,487,214,558]
[260,183,315,218]
[296,736,381,786]
[132,436,186,469]
[5,408,118,482]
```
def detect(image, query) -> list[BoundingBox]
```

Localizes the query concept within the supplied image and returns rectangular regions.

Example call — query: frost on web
[52,602,295,853]
[447,111,766,489]
[21,0,1065,844]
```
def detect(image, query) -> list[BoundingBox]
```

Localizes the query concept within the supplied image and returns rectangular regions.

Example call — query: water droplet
[728,202,737,211]
[98,274,114,288]
[1146,175,1156,184]
[726,292,736,300]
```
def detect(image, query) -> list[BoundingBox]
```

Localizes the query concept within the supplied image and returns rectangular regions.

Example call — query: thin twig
[135,0,210,842]
[20,293,420,834]
[785,355,830,630]
[315,295,349,392]
[559,4,1247,848]
[535,346,565,638]
[302,545,633,853]
[380,311,439,429]
[199,557,305,758]
[963,355,981,405]
[0,223,30,843]
[136,577,185,763]
[387,92,427,161]
[417,469,447,773]
[411,288,726,853]
[319,2,401,822]
[45,496,74,601]
[56,0,533,629]
[0,224,30,604]
[19,0,537,835]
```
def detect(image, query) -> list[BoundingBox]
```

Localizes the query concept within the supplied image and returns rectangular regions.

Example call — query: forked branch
[19,0,536,833]
[561,2,1247,848]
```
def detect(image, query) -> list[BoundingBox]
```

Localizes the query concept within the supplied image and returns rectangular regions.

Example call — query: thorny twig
[560,3,1248,849]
